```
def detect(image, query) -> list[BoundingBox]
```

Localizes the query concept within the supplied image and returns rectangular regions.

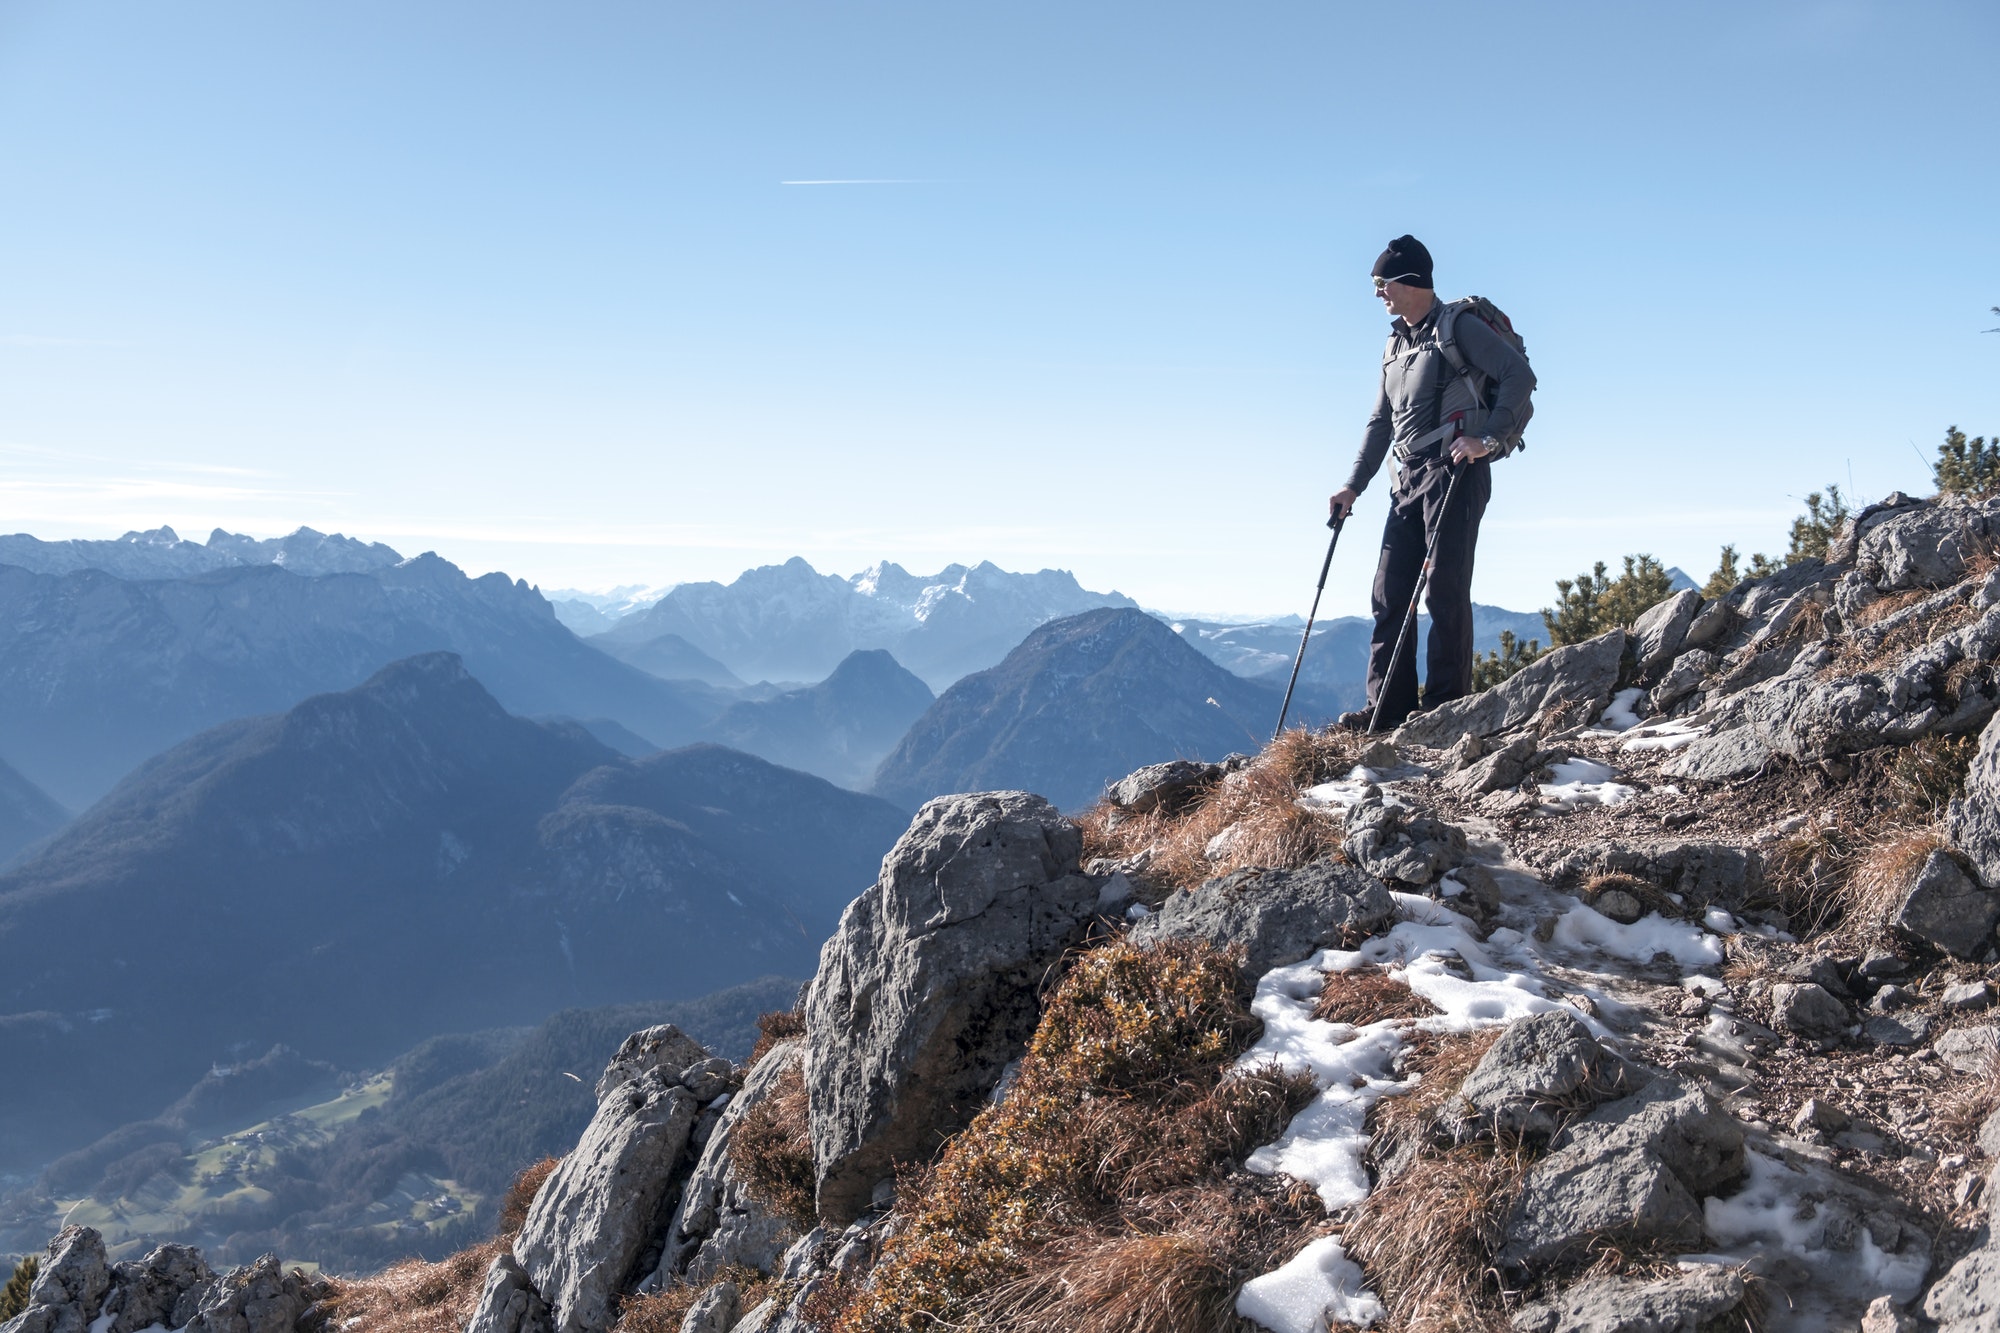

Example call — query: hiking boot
[1335,709,1374,732]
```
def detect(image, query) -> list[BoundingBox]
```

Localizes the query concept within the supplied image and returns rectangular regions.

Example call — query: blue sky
[1,0,1995,619]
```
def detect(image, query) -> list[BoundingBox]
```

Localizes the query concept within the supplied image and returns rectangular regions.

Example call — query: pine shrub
[1471,629,1541,690]
[1540,554,1673,646]
[1,1255,38,1321]
[1937,426,2000,496]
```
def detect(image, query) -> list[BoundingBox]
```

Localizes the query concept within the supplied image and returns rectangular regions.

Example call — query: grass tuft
[320,1239,506,1333]
[613,1265,773,1333]
[828,939,1316,1333]
[728,1055,818,1232]
[497,1156,558,1237]
[749,1008,806,1067]
[1842,826,1946,939]
[1078,729,1358,893]
[1314,965,1438,1026]
[1344,1144,1530,1333]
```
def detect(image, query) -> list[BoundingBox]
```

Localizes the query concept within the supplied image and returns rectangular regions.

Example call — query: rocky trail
[11,489,2000,1332]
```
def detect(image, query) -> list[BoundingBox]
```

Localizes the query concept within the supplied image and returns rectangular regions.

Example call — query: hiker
[1328,234,1536,730]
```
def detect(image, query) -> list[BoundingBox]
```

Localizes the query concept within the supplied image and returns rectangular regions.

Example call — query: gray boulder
[1939,1025,2000,1074]
[1682,598,1734,649]
[596,1025,710,1101]
[1453,1009,1635,1142]
[1544,840,1760,912]
[101,1244,216,1333]
[1342,797,1470,886]
[512,1067,704,1333]
[803,792,1099,1225]
[1501,1077,1744,1269]
[1892,849,2000,959]
[1632,589,1703,675]
[1927,1244,2000,1333]
[652,1040,805,1287]
[1649,648,1718,712]
[1661,727,1773,784]
[1771,982,1851,1038]
[1394,630,1627,749]
[1857,496,2000,591]
[1105,759,1217,816]
[1950,710,2000,889]
[466,1252,554,1333]
[1510,1268,1748,1333]
[180,1255,325,1333]
[1442,735,1536,798]
[1128,858,1395,979]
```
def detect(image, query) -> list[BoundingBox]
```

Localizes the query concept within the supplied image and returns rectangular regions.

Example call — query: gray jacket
[1342,297,1536,495]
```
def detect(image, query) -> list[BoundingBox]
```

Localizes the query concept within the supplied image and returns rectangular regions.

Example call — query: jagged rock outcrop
[493,1028,729,1333]
[0,1229,237,1333]
[1891,848,2000,959]
[101,1244,216,1333]
[1105,758,1219,817]
[1630,588,1701,675]
[1500,1077,1745,1269]
[1127,858,1395,978]
[803,791,1100,1224]
[1542,839,1760,911]
[465,1253,553,1333]
[649,1041,805,1287]
[180,1255,326,1333]
[1950,706,2000,889]
[1392,630,1626,749]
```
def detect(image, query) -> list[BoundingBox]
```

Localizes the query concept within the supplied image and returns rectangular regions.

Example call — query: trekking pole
[1368,461,1468,734]
[1272,511,1347,742]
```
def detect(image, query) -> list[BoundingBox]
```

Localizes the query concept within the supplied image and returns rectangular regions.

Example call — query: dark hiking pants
[1366,458,1492,728]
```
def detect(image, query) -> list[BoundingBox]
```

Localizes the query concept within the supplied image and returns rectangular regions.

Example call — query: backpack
[1436,296,1534,452]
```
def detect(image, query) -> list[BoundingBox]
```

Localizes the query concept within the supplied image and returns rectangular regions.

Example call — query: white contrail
[779,178,929,185]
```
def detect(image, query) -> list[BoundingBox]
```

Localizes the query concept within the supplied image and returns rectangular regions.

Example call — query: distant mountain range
[700,649,935,790]
[0,654,906,1174]
[0,547,720,808]
[874,607,1279,811]
[1172,602,1550,699]
[0,525,403,580]
[0,759,67,868]
[593,557,1141,689]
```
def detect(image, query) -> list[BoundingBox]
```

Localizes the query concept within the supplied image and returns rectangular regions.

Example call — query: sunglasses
[1373,274,1420,292]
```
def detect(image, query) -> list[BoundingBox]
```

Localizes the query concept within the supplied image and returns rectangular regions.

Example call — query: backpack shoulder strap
[1434,298,1475,377]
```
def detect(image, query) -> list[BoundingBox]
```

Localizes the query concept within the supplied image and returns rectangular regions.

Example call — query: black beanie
[1371,234,1433,289]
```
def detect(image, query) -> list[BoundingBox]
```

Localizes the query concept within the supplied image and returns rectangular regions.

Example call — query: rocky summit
[21,489,2000,1333]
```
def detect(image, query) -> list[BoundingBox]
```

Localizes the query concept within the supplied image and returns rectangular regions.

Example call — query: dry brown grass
[1938,1054,2000,1146]
[1764,816,1863,936]
[613,1265,774,1333]
[728,1054,817,1231]
[1888,735,1976,817]
[1314,965,1439,1026]
[829,939,1318,1333]
[749,1007,806,1067]
[1829,584,1982,676]
[497,1156,559,1234]
[321,1238,506,1333]
[1344,1144,1530,1333]
[1842,825,1946,939]
[1580,873,1691,922]
[1077,728,1358,893]
[1367,1029,1502,1177]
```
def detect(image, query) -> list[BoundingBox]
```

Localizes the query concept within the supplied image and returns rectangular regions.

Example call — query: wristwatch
[1479,435,1500,457]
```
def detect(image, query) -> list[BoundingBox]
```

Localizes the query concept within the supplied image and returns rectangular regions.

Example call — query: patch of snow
[1547,758,1617,784]
[1551,904,1725,969]
[1596,687,1646,731]
[1125,902,1151,922]
[1703,907,1737,934]
[1236,1235,1384,1332]
[1702,1147,1929,1308]
[1623,726,1702,753]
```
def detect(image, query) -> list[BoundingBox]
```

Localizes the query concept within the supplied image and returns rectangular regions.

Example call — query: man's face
[1377,278,1432,323]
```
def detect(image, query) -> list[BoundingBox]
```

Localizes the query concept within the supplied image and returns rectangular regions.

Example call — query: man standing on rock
[1328,234,1536,730]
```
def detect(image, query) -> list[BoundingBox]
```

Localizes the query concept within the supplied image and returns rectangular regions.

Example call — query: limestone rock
[1891,849,2000,959]
[180,1255,325,1333]
[1544,840,1760,912]
[1771,982,1850,1038]
[466,1252,554,1333]
[1128,858,1395,979]
[1510,1267,1747,1333]
[512,1068,703,1333]
[1105,759,1217,816]
[1341,796,1470,886]
[803,792,1099,1224]
[1926,1241,2000,1333]
[1393,630,1627,749]
[1950,710,2000,889]
[26,1228,109,1326]
[1857,496,2000,591]
[1940,1025,2000,1074]
[1501,1077,1743,1269]
[1442,735,1536,798]
[1453,1009,1634,1142]
[1649,647,1718,712]
[597,1025,711,1102]
[1631,589,1703,675]
[652,1041,805,1287]
[102,1244,216,1333]
[678,1281,740,1333]
[1661,727,1773,784]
